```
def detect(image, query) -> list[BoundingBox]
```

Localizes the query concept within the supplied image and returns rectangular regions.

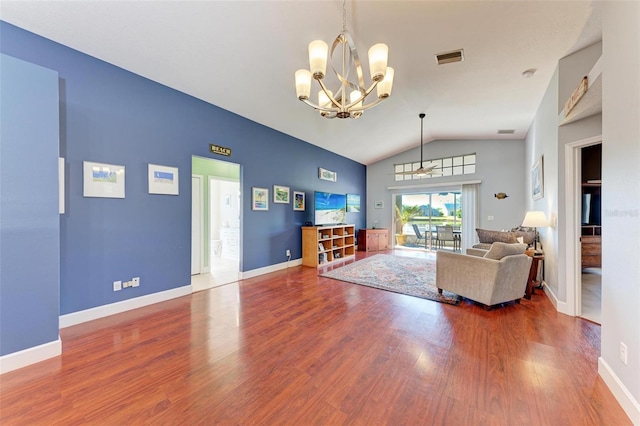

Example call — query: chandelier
[294,0,394,119]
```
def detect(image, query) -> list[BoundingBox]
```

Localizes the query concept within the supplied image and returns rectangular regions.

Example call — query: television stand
[302,224,356,267]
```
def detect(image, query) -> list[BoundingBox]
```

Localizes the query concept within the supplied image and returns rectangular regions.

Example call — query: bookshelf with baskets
[302,224,356,267]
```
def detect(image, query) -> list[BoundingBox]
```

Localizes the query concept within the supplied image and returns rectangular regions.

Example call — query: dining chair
[436,225,459,251]
[412,224,427,248]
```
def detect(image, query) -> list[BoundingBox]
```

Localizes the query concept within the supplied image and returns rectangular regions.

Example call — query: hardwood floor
[0,251,630,425]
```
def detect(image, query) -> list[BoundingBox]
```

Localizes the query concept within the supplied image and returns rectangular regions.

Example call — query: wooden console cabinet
[581,234,601,268]
[302,224,356,267]
[357,229,389,252]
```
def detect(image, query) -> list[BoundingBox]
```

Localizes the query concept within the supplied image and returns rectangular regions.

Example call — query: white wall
[600,2,640,422]
[367,138,526,238]
[525,67,561,296]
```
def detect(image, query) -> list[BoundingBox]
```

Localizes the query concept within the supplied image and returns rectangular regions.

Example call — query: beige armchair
[436,242,532,309]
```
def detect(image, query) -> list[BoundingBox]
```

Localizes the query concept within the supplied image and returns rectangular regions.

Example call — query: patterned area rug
[320,254,459,305]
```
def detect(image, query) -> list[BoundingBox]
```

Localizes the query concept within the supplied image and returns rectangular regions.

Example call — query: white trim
[240,259,303,280]
[0,338,62,375]
[565,135,602,318]
[543,282,572,315]
[59,285,191,328]
[387,179,481,191]
[598,357,640,425]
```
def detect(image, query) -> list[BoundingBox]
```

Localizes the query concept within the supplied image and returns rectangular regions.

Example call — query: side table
[525,253,544,300]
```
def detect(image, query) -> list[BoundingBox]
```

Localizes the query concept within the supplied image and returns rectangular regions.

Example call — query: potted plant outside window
[394,205,422,245]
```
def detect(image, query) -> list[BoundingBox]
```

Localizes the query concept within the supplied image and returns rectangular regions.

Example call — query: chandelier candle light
[294,0,394,119]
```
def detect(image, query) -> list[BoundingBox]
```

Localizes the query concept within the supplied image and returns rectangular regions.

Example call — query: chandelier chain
[342,0,347,33]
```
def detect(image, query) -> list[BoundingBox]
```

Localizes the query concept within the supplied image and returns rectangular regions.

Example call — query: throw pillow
[483,242,527,260]
[475,228,518,244]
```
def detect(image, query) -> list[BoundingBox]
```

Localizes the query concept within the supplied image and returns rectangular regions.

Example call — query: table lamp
[522,211,548,253]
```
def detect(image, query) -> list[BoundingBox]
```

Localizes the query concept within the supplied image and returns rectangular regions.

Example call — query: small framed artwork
[293,191,305,211]
[374,201,384,209]
[274,185,290,203]
[319,167,337,182]
[346,194,361,212]
[531,156,544,200]
[252,187,269,211]
[83,161,125,198]
[148,163,179,195]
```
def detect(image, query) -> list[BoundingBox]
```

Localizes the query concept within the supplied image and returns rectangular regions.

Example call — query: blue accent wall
[0,54,60,355]
[0,21,366,321]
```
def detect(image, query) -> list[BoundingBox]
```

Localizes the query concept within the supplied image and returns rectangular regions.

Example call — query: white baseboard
[240,258,302,280]
[598,357,640,424]
[59,285,191,328]
[0,338,62,375]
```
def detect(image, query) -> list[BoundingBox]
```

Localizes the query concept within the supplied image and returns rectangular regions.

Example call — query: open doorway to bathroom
[191,155,241,292]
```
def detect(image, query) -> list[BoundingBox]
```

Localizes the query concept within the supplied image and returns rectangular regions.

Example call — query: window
[394,153,476,181]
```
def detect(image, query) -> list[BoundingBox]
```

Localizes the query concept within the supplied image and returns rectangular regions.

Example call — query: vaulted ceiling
[1,1,602,164]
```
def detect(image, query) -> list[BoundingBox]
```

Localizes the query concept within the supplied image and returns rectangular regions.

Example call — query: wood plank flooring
[0,250,630,425]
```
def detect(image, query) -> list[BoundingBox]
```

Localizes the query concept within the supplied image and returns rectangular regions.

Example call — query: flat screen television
[314,191,347,225]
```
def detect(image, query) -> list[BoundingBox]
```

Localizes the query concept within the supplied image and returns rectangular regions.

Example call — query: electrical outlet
[113,280,122,291]
[123,281,129,288]
[132,277,140,287]
[620,342,628,365]
[488,215,495,221]
[286,249,291,257]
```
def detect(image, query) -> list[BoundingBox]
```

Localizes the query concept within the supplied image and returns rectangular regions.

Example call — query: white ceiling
[0,1,601,165]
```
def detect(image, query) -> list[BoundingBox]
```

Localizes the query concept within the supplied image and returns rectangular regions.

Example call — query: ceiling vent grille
[435,49,464,65]
[497,129,515,134]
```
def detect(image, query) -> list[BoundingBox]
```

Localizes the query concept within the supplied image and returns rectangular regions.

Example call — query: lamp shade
[376,67,394,98]
[368,43,388,82]
[308,40,328,78]
[295,69,312,100]
[522,211,548,227]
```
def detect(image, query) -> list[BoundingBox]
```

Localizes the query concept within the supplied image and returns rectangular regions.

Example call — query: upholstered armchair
[436,242,532,309]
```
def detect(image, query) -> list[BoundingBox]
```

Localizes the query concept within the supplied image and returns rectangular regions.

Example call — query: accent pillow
[475,228,518,244]
[483,242,527,260]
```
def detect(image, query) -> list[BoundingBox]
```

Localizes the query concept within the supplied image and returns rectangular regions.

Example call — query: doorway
[580,143,602,323]
[191,156,241,292]
[565,136,602,322]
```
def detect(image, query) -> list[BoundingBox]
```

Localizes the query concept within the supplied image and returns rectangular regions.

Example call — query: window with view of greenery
[394,153,476,181]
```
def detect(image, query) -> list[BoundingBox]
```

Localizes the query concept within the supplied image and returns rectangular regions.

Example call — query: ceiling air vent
[435,49,464,65]
[498,129,515,134]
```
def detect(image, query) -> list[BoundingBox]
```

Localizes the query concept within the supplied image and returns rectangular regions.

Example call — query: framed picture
[293,191,305,211]
[273,185,290,203]
[252,187,269,211]
[148,163,179,195]
[346,194,360,212]
[374,201,384,209]
[319,167,337,182]
[531,156,544,200]
[83,161,125,198]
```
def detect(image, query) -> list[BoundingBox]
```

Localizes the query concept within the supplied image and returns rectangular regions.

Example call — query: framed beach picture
[83,161,125,198]
[346,194,361,212]
[252,187,269,211]
[531,156,544,200]
[148,163,179,195]
[293,191,305,211]
[273,185,290,203]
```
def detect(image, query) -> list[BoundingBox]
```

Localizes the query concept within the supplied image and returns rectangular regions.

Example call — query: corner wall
[599,2,640,422]
[0,54,60,357]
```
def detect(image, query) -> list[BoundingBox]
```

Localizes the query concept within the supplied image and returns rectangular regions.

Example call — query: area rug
[320,254,459,305]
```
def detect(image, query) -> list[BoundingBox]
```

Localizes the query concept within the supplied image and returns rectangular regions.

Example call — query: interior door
[191,175,202,275]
